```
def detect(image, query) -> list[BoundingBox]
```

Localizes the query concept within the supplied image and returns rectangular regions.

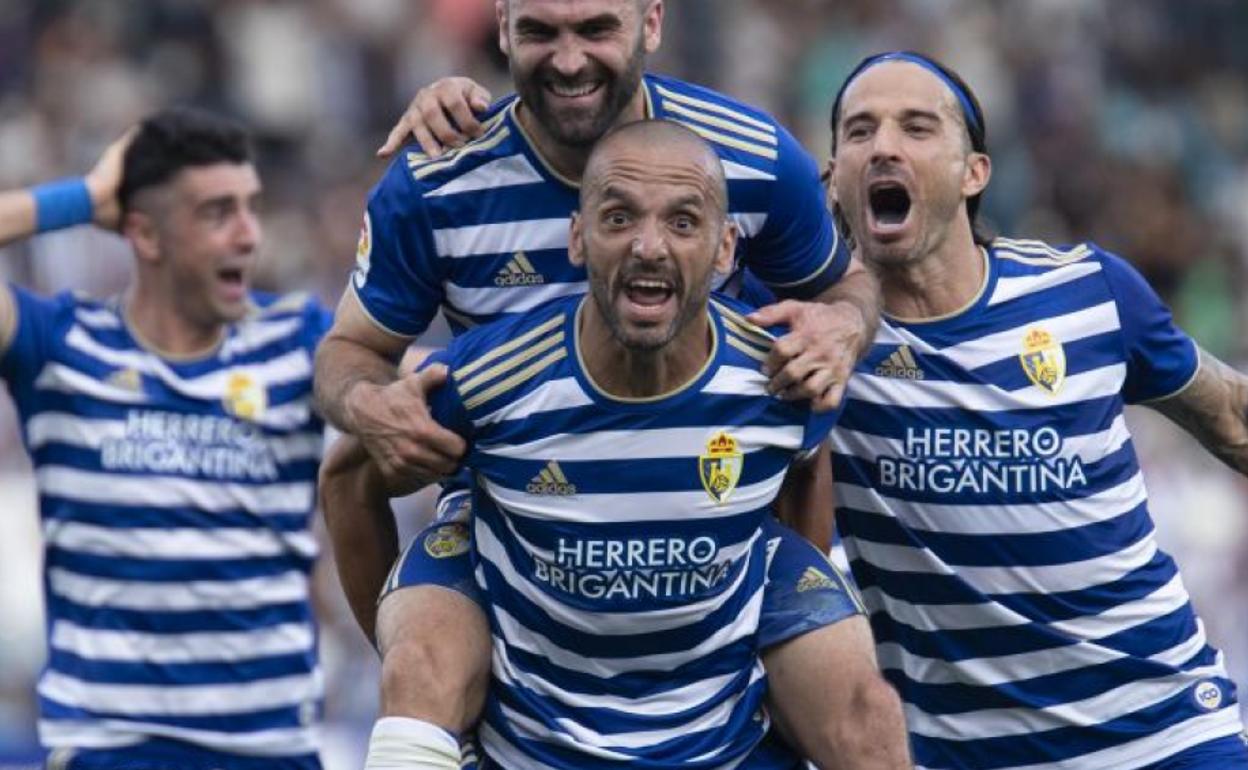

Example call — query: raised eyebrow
[597,183,641,207]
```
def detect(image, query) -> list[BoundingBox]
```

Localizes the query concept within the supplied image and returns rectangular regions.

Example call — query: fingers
[376,119,411,158]
[412,362,449,391]
[747,299,801,329]
[419,97,463,155]
[466,81,493,113]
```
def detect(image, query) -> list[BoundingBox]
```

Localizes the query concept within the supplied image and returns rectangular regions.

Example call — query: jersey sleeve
[1099,251,1199,403]
[741,127,849,300]
[349,157,446,338]
[417,349,474,444]
[799,403,841,458]
[0,285,64,385]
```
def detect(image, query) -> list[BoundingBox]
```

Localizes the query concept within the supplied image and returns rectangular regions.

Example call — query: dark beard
[513,34,646,147]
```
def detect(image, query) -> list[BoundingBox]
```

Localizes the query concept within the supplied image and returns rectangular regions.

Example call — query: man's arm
[313,290,465,484]
[752,255,880,413]
[773,441,835,551]
[1149,348,1248,474]
[320,433,421,644]
[0,129,133,355]
[765,616,911,769]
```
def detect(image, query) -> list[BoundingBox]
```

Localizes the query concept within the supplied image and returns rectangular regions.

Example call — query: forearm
[320,437,401,644]
[1153,349,1248,474]
[313,334,401,433]
[0,189,37,249]
[774,443,834,550]
[814,257,880,361]
[830,676,911,770]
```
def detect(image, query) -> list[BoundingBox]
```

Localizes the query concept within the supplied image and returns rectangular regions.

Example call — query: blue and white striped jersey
[421,294,837,769]
[831,239,1244,769]
[351,73,847,337]
[0,287,330,762]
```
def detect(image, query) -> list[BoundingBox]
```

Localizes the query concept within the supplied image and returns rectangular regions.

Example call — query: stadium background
[0,0,1245,765]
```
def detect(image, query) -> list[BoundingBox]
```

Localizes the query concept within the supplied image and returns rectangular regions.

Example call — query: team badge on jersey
[700,431,743,504]
[352,211,372,289]
[1020,327,1065,395]
[223,372,267,420]
[105,367,143,393]
[424,523,470,559]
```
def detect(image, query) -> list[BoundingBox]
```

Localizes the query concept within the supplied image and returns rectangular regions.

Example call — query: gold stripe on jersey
[723,322,772,359]
[654,83,775,134]
[455,313,565,381]
[463,347,567,410]
[726,334,768,363]
[763,232,843,289]
[712,299,776,344]
[458,330,564,396]
[674,120,778,161]
[994,238,1092,265]
[661,101,778,146]
[410,119,511,180]
[405,111,507,170]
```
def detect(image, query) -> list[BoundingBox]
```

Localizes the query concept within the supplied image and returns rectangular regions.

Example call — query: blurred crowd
[0,1,1245,765]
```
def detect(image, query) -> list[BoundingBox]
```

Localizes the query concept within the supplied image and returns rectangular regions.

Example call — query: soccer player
[339,118,907,769]
[316,0,883,763]
[824,51,1248,768]
[0,109,329,768]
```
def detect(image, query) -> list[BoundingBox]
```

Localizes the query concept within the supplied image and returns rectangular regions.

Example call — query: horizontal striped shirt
[350,73,847,337]
[424,294,837,769]
[831,239,1243,769]
[1,286,330,760]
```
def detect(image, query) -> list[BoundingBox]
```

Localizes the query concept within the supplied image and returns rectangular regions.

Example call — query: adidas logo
[874,345,924,380]
[494,251,545,287]
[796,566,839,593]
[526,460,576,496]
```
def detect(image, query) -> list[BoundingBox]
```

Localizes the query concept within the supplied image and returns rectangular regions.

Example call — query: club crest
[699,430,743,504]
[424,523,470,559]
[1020,327,1065,395]
[223,372,267,420]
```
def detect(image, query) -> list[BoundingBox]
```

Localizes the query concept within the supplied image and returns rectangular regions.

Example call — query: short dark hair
[829,51,992,246]
[119,107,253,212]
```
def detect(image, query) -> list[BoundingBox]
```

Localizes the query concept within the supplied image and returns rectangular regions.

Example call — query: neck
[875,225,986,321]
[125,277,225,359]
[516,89,649,182]
[578,301,713,399]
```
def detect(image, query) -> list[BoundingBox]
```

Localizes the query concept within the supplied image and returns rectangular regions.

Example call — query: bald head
[581,119,727,215]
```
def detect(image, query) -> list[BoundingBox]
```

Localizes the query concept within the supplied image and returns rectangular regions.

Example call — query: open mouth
[868,181,912,228]
[547,80,603,100]
[623,277,674,308]
[217,267,247,297]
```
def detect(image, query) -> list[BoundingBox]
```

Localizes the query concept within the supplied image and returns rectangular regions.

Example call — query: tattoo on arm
[1150,347,1248,475]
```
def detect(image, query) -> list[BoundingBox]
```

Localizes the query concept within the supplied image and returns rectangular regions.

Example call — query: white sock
[364,716,462,769]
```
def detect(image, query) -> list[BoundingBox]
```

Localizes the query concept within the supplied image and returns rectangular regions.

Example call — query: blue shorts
[49,738,321,770]
[382,490,863,650]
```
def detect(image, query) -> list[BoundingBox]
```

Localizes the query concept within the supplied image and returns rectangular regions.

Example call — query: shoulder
[710,294,776,367]
[231,291,332,352]
[378,103,522,204]
[442,296,575,404]
[645,74,808,178]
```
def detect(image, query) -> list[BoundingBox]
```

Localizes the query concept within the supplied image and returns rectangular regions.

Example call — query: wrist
[32,178,94,233]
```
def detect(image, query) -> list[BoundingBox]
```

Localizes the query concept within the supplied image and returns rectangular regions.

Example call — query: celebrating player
[316,0,886,764]
[338,119,907,769]
[0,109,330,768]
[825,51,1248,768]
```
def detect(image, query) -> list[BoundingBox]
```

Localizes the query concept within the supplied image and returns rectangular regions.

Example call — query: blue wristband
[32,177,94,233]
